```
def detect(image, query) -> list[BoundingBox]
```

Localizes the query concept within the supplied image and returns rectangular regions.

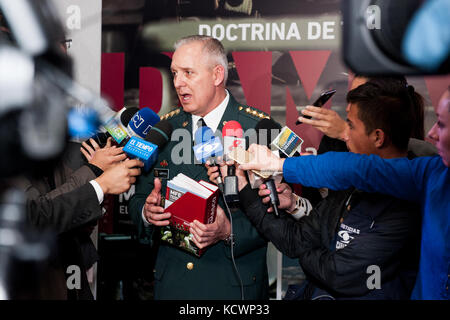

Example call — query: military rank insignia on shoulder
[160,107,181,121]
[239,105,270,120]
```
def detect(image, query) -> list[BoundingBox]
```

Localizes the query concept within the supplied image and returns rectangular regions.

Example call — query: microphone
[102,107,139,145]
[126,107,160,139]
[271,126,304,157]
[221,121,245,204]
[193,126,225,193]
[255,118,282,217]
[104,107,160,147]
[193,126,224,163]
[224,163,239,204]
[222,120,245,155]
[120,107,140,127]
[123,120,173,172]
[86,107,139,148]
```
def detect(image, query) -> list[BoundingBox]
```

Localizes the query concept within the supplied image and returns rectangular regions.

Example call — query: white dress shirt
[191,90,229,136]
[89,180,104,204]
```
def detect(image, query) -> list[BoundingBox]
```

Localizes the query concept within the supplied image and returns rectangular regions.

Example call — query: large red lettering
[289,51,331,99]
[139,67,163,113]
[101,52,124,111]
[232,51,272,115]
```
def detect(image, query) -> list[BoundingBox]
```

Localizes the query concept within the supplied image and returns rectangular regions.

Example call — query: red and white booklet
[160,173,219,257]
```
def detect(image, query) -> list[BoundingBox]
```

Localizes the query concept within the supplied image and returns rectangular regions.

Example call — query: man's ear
[372,129,386,148]
[213,65,225,86]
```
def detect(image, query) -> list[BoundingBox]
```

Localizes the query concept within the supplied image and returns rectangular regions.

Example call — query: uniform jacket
[129,95,271,300]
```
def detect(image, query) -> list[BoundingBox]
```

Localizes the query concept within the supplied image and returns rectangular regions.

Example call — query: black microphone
[144,120,173,147]
[209,156,225,194]
[255,118,282,217]
[224,164,239,205]
[121,107,140,127]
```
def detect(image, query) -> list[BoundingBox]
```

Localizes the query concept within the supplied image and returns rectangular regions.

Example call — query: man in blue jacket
[241,87,450,300]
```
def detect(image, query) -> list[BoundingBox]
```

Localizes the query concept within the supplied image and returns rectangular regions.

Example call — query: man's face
[345,103,377,155]
[170,41,220,117]
[428,91,450,167]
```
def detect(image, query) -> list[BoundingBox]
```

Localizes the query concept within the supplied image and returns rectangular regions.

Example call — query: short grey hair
[174,35,228,84]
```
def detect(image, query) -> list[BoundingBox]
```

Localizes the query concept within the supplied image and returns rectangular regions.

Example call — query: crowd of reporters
[1,28,448,300]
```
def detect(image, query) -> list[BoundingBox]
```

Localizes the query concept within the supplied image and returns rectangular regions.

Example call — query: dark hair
[354,75,425,140]
[369,77,424,140]
[346,82,415,151]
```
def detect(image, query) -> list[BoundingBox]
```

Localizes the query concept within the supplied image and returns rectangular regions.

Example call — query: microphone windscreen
[222,120,243,138]
[127,107,160,138]
[194,126,215,144]
[255,118,281,147]
[145,120,173,148]
[120,107,139,126]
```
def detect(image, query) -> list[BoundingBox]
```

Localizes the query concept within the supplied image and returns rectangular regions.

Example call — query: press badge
[154,168,169,179]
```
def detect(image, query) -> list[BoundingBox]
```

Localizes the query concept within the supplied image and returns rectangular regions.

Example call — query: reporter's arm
[282,152,428,203]
[26,183,102,233]
[238,184,321,258]
[94,159,143,195]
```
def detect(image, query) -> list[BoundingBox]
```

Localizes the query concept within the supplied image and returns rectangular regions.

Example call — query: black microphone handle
[208,157,224,193]
[224,165,239,204]
[265,178,280,217]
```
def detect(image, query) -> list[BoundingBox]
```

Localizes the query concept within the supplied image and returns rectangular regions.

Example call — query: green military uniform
[129,94,271,299]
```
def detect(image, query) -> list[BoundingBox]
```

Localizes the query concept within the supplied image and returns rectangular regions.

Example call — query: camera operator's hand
[258,182,296,213]
[81,137,127,171]
[189,205,230,249]
[143,178,171,226]
[94,158,143,195]
[298,106,349,141]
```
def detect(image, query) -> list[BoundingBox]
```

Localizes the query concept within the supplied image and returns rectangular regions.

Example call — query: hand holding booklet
[160,173,219,257]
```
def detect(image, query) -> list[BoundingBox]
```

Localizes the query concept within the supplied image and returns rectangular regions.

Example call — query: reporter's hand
[258,182,295,213]
[239,144,284,172]
[298,106,349,141]
[189,205,230,249]
[95,158,143,194]
[81,137,127,171]
[143,178,171,226]
[233,161,248,191]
